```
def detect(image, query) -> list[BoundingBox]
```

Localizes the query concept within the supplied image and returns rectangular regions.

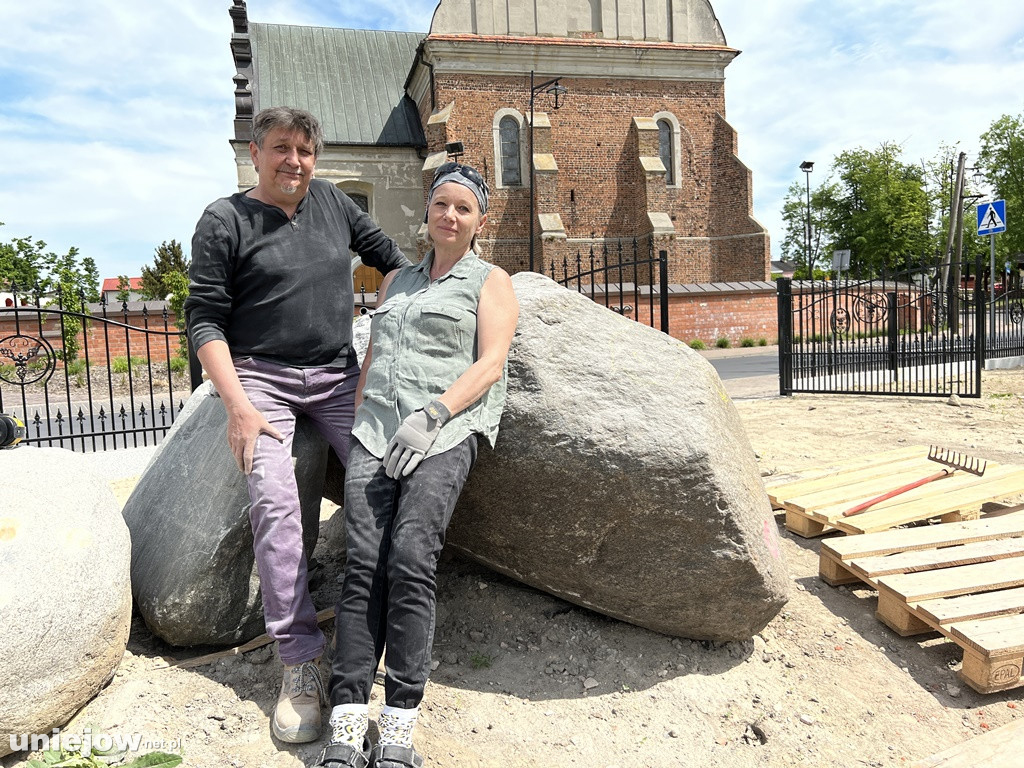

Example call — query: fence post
[777,278,793,396]
[658,249,669,335]
[887,291,899,375]
[975,252,985,394]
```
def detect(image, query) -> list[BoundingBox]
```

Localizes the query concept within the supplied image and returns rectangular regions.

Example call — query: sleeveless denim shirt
[352,250,508,459]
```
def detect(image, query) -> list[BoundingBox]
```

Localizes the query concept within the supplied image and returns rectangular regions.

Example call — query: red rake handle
[842,469,952,517]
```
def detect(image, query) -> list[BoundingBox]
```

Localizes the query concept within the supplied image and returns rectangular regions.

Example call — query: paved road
[699,347,781,399]
[706,352,778,380]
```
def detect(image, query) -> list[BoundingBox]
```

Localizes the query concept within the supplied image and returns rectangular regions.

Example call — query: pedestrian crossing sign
[977,199,1006,236]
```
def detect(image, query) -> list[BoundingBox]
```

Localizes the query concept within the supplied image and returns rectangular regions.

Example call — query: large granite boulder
[122,382,328,647]
[325,274,788,640]
[0,448,131,757]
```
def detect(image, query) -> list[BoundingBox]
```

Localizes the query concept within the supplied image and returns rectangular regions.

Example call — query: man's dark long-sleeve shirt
[185,179,409,368]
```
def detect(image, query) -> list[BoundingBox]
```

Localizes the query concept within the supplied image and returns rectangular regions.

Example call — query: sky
[2,1,1023,281]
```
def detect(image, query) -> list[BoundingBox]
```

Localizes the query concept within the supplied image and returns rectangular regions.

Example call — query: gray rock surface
[122,382,328,647]
[0,448,131,757]
[447,273,789,641]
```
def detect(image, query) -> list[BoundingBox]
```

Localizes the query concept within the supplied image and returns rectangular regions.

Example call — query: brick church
[227,0,769,291]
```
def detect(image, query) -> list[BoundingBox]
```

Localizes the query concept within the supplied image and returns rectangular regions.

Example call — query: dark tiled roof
[250,23,425,147]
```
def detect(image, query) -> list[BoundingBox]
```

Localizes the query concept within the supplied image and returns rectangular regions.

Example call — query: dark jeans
[330,435,478,709]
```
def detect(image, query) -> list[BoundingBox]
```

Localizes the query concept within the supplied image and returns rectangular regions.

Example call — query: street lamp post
[800,161,814,276]
[528,71,567,273]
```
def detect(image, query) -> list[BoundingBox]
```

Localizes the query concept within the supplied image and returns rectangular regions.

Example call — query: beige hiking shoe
[272,659,325,743]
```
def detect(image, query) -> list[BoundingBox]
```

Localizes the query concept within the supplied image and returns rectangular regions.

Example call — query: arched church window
[499,116,522,187]
[658,119,674,186]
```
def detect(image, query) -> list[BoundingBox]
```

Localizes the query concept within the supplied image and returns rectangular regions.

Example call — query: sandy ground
[6,363,1024,768]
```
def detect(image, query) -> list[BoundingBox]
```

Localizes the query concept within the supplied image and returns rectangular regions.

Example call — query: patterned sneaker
[272,659,325,743]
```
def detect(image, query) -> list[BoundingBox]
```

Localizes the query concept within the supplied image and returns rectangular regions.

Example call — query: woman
[314,162,518,768]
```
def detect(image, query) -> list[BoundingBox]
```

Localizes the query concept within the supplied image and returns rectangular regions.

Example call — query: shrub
[758,338,768,346]
[740,338,755,348]
[469,652,493,669]
[168,356,188,373]
[111,356,129,373]
[715,337,731,349]
[689,339,707,350]
[65,359,87,375]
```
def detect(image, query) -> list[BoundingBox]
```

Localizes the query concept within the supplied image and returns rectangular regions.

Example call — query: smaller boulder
[0,448,131,757]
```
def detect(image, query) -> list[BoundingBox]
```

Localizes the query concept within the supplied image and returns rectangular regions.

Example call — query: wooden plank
[819,467,1024,533]
[910,719,1024,767]
[764,445,927,497]
[876,588,934,636]
[818,551,862,586]
[784,509,826,538]
[767,454,932,502]
[851,538,1024,579]
[782,462,959,515]
[917,586,1024,625]
[879,558,1024,602]
[949,613,1024,657]
[959,647,1024,694]
[822,511,1024,561]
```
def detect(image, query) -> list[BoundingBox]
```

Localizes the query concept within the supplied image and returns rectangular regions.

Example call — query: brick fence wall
[0,302,184,367]
[588,281,779,346]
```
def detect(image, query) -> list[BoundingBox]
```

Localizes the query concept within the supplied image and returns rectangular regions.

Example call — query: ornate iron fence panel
[986,266,1024,361]
[0,285,190,451]
[777,257,985,398]
[550,237,670,335]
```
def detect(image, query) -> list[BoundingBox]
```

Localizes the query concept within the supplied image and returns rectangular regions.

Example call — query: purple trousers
[234,356,358,665]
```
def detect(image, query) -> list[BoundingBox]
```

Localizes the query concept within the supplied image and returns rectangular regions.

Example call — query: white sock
[377,704,419,747]
[328,703,368,747]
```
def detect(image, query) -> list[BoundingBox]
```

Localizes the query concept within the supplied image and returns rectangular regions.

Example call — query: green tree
[978,111,1024,264]
[0,224,100,360]
[781,144,934,278]
[0,234,45,290]
[115,275,132,304]
[821,143,932,275]
[164,269,191,360]
[140,239,190,300]
[780,180,838,277]
[0,226,99,301]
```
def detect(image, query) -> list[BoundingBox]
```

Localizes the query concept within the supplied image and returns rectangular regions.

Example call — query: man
[185,106,409,744]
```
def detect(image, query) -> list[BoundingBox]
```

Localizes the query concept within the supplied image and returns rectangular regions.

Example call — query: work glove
[383,399,452,478]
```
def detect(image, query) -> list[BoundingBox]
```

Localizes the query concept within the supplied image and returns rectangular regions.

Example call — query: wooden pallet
[765,445,1024,538]
[911,719,1024,767]
[820,513,1024,694]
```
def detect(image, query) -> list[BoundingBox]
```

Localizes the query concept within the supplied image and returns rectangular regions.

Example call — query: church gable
[429,0,726,45]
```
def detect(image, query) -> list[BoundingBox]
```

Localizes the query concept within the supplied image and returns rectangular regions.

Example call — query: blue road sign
[977,199,1006,236]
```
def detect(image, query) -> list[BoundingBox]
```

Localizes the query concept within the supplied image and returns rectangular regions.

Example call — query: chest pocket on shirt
[414,302,476,358]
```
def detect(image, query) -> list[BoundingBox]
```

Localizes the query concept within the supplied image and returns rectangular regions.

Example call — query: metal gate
[550,237,670,335]
[0,286,191,451]
[777,257,989,397]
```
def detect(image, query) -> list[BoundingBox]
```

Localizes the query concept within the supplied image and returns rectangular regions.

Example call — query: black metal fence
[550,237,670,335]
[985,265,1024,361]
[777,257,1003,398]
[0,285,190,451]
